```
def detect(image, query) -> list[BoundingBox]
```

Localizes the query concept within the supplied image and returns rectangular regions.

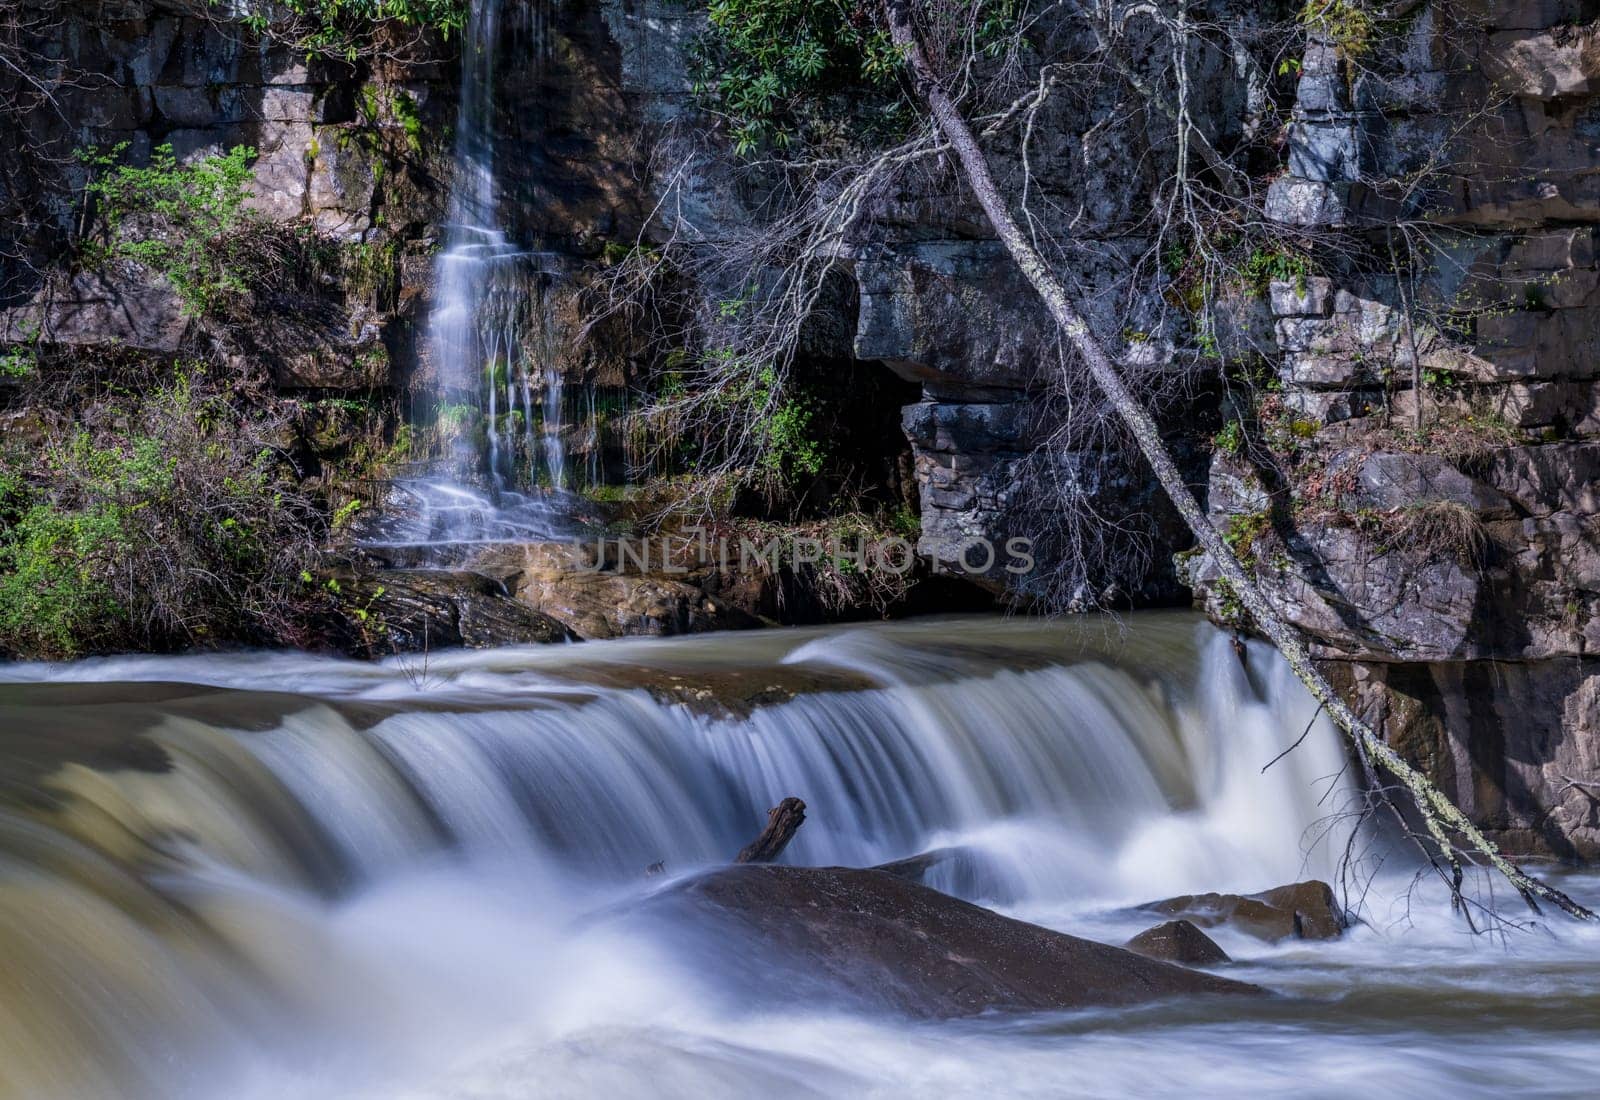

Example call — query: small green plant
[1214,419,1245,456]
[1,323,40,378]
[81,142,261,316]
[0,348,35,378]
[392,90,425,152]
[331,498,364,529]
[1241,247,1312,297]
[1210,575,1250,628]
[760,392,825,480]
[1300,0,1375,60]
[1223,509,1274,567]
[315,396,371,416]
[718,363,825,483]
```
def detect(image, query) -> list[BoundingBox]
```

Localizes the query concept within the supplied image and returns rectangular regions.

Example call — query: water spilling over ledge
[2,613,1598,1098]
[414,0,599,546]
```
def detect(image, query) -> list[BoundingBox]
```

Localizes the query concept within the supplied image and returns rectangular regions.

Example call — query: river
[0,612,1595,1098]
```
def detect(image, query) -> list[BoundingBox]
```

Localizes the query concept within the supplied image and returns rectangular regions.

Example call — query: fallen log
[734,797,806,863]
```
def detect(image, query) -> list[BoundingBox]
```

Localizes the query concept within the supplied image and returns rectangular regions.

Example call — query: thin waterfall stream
[402,0,574,550]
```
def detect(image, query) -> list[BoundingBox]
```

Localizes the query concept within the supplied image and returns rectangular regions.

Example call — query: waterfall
[427,0,569,513]
[0,616,1355,900]
[6,614,1597,1098]
[0,615,1374,1097]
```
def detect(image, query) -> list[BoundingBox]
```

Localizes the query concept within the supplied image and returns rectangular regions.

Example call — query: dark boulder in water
[340,568,575,651]
[1126,919,1231,966]
[1139,880,1346,943]
[638,865,1262,1019]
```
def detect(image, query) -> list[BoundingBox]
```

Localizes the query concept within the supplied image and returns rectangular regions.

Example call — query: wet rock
[343,568,574,651]
[1125,920,1231,966]
[872,846,975,882]
[869,845,1015,903]
[637,865,1262,1019]
[562,664,875,718]
[1139,880,1345,944]
[474,541,767,640]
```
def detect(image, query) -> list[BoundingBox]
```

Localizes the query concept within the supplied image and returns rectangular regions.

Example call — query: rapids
[0,612,1596,1098]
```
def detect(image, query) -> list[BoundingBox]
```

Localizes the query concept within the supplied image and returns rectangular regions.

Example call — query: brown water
[0,612,1595,1098]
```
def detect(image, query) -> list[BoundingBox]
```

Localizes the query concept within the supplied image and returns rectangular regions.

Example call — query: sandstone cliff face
[1187,3,1600,857]
[0,0,456,402]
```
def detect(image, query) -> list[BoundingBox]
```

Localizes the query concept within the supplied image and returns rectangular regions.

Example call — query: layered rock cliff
[1186,3,1600,857]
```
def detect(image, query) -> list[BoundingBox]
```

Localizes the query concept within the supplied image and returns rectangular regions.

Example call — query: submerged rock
[1126,920,1231,966]
[637,865,1262,1019]
[1139,880,1346,943]
[547,662,876,718]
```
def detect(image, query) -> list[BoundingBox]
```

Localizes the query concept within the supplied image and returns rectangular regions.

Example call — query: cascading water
[4,613,1598,1099]
[418,0,570,542]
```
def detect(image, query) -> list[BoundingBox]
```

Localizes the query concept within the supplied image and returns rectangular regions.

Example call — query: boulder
[342,568,575,651]
[1139,880,1346,944]
[635,865,1262,1019]
[1125,920,1230,966]
[0,269,190,354]
[473,541,767,640]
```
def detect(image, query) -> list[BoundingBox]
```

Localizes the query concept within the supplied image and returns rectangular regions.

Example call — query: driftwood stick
[735,797,806,863]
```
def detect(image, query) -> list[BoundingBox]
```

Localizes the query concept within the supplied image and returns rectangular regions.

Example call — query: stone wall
[0,0,458,392]
[1190,3,1600,857]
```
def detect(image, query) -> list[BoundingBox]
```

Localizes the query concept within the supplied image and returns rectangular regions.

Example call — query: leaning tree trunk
[882,0,1590,920]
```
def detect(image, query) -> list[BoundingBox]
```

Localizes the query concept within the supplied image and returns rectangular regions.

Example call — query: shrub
[0,501,123,658]
[0,369,330,658]
[758,394,825,482]
[691,0,905,154]
[82,143,271,317]
[239,0,470,61]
